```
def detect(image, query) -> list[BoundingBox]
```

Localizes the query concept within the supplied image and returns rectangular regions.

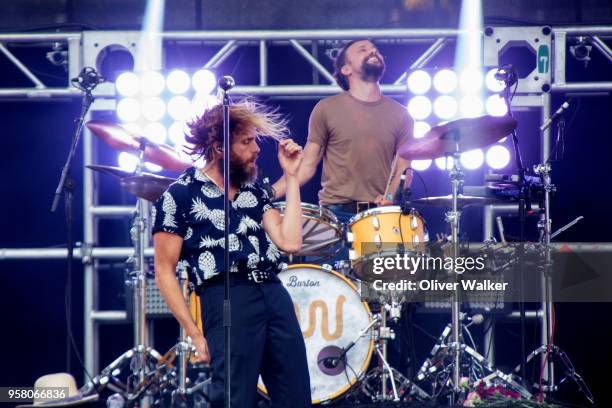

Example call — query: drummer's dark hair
[333,38,373,91]
[184,99,289,161]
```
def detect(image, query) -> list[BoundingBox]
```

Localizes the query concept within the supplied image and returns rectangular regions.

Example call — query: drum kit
[77,112,591,407]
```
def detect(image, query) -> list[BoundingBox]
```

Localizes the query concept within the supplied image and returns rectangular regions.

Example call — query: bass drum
[258,264,374,404]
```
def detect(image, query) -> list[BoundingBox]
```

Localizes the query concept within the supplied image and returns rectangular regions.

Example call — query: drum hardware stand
[80,141,162,407]
[515,126,594,404]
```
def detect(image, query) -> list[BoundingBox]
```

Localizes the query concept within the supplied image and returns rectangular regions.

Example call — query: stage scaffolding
[1,27,611,377]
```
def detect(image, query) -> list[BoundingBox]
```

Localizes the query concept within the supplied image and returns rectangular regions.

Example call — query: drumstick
[383,154,399,199]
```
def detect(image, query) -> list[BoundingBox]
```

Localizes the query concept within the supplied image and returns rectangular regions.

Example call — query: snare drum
[258,264,374,404]
[348,206,428,281]
[273,202,342,259]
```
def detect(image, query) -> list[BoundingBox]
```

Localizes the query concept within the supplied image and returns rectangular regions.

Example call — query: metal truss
[1,27,611,377]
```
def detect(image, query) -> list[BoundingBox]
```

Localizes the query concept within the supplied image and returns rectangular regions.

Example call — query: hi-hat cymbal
[398,115,517,160]
[120,174,175,202]
[86,120,191,172]
[411,194,503,208]
[87,164,175,202]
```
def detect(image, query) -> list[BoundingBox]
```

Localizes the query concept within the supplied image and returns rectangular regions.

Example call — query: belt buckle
[357,201,370,213]
[250,270,263,283]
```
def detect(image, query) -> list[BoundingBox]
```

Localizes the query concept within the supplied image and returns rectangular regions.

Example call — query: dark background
[1,1,611,407]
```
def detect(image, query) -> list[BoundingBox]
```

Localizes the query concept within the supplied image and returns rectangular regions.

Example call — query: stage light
[167,95,192,121]
[407,96,432,120]
[433,95,458,120]
[459,69,483,93]
[485,68,505,92]
[118,152,138,172]
[459,95,483,118]
[192,69,217,94]
[166,70,191,94]
[143,122,167,144]
[433,69,457,94]
[414,121,431,138]
[486,145,511,169]
[115,72,140,96]
[140,71,165,96]
[411,160,432,171]
[141,96,166,121]
[435,156,454,170]
[407,70,432,94]
[169,121,188,145]
[117,98,141,122]
[485,94,508,117]
[460,149,484,170]
[191,93,218,119]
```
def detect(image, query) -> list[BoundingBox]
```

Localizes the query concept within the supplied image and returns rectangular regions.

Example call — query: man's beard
[361,55,385,83]
[218,153,258,186]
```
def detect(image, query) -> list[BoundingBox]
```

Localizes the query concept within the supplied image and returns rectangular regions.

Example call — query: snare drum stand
[80,143,162,406]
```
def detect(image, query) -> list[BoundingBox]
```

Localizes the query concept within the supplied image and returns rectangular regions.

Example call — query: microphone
[395,169,411,214]
[71,67,104,90]
[540,99,571,132]
[218,75,235,91]
[494,64,518,88]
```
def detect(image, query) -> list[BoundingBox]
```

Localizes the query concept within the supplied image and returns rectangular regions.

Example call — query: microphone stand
[501,74,530,388]
[219,75,235,408]
[50,68,101,373]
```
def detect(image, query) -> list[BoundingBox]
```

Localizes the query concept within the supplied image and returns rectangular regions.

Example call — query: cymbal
[87,164,175,202]
[120,174,175,202]
[398,115,517,160]
[86,164,135,179]
[86,120,192,172]
[411,194,503,208]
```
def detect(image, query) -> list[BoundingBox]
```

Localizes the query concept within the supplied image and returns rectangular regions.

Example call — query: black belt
[326,201,378,214]
[199,269,279,289]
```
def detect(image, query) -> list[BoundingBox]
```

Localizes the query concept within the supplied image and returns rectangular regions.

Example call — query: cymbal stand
[80,142,162,406]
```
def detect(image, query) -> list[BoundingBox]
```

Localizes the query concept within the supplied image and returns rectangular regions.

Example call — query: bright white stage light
[118,152,138,172]
[460,149,484,170]
[411,160,432,171]
[435,156,454,170]
[166,70,191,94]
[414,121,431,138]
[485,94,508,117]
[144,122,167,144]
[115,72,140,96]
[459,95,484,118]
[433,69,457,94]
[433,95,458,120]
[117,98,141,122]
[486,145,511,169]
[407,70,432,94]
[191,93,219,118]
[140,71,165,96]
[169,121,188,145]
[459,69,483,93]
[407,96,432,120]
[167,95,192,121]
[141,97,166,121]
[485,68,505,92]
[192,69,217,94]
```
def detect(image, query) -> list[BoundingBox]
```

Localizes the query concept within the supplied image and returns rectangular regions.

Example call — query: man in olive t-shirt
[272,39,414,219]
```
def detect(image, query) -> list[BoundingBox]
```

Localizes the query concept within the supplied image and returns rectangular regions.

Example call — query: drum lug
[346,231,354,243]
[372,216,380,231]
[411,215,419,230]
[349,249,356,261]
[321,263,333,271]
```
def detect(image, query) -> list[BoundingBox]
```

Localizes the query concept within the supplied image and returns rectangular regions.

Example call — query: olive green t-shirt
[307,92,413,205]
